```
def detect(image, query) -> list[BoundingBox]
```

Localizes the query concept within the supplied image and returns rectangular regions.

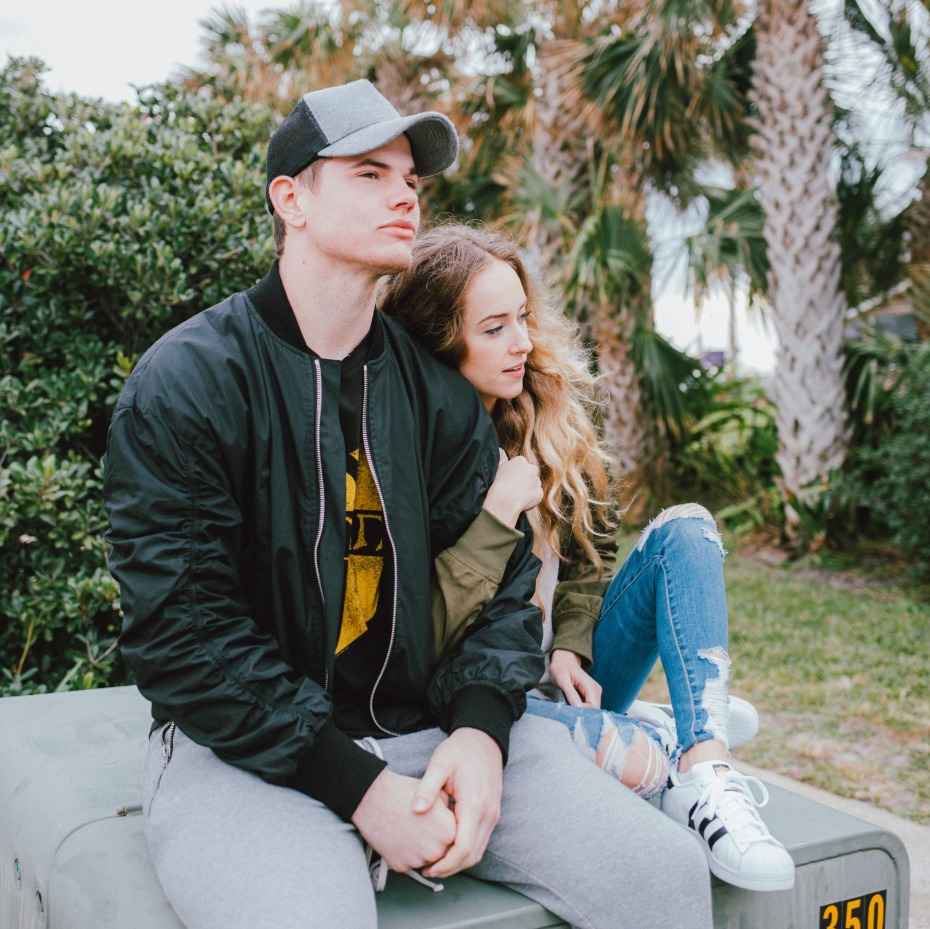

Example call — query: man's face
[297,134,421,276]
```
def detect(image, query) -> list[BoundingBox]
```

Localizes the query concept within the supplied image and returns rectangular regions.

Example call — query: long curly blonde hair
[379,223,617,570]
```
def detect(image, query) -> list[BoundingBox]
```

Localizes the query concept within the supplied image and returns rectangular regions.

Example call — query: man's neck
[279,251,380,360]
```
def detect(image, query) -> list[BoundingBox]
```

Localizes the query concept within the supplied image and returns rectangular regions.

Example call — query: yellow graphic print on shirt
[336,447,385,654]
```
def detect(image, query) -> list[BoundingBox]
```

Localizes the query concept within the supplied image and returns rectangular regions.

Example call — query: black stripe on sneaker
[688,801,699,829]
[706,824,728,850]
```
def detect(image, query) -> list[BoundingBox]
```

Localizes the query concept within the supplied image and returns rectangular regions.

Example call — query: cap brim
[318,112,458,177]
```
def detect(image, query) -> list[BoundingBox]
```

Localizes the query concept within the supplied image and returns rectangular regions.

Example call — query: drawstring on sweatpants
[355,736,444,894]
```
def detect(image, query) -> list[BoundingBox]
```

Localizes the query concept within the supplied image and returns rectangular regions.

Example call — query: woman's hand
[482,449,543,528]
[549,649,602,708]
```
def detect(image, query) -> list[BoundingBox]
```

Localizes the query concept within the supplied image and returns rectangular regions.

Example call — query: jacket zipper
[360,366,402,736]
[151,720,177,799]
[161,721,176,767]
[312,360,329,692]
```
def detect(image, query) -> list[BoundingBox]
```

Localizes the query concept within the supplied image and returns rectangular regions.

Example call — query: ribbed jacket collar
[245,260,385,359]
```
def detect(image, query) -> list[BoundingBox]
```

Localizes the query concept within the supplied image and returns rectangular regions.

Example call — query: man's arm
[105,381,384,819]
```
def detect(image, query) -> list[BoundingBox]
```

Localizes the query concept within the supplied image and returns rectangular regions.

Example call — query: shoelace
[355,737,445,894]
[694,769,773,844]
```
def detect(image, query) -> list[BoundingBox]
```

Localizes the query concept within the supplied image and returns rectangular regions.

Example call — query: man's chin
[377,250,414,275]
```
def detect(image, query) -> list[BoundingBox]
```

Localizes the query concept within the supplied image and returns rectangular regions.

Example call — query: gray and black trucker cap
[265,79,459,214]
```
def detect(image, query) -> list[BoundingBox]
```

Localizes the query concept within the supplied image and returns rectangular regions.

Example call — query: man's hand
[549,648,602,708]
[351,768,456,873]
[412,728,503,878]
[482,449,543,528]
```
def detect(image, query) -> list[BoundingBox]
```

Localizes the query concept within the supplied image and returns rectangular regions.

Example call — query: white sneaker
[625,695,760,752]
[661,760,795,891]
[624,700,677,756]
[725,696,760,748]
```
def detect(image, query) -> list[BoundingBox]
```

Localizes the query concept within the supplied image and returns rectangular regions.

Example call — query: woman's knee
[636,503,724,557]
[596,724,669,799]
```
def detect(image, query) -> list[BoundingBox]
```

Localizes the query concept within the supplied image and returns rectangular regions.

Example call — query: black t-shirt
[331,324,393,736]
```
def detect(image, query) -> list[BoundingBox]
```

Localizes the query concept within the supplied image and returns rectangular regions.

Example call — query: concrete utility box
[0,686,910,929]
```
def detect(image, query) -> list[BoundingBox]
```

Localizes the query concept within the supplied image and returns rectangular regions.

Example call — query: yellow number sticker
[820,891,887,929]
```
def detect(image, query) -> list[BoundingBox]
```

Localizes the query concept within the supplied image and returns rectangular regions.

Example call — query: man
[104,80,712,928]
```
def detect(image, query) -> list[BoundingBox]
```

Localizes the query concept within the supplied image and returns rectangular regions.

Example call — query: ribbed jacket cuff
[446,685,514,763]
[288,721,387,821]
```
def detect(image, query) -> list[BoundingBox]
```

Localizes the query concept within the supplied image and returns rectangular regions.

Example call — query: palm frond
[684,185,769,305]
[563,199,652,316]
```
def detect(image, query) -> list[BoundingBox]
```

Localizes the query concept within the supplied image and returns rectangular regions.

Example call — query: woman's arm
[431,452,542,663]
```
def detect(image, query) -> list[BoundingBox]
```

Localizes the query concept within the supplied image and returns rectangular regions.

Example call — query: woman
[379,223,795,894]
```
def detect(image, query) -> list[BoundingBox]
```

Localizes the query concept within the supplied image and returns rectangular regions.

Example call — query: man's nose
[391,178,418,210]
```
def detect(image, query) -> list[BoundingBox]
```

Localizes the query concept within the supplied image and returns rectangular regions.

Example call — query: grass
[632,534,930,825]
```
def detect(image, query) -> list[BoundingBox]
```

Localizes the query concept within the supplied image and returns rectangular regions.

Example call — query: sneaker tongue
[710,762,732,777]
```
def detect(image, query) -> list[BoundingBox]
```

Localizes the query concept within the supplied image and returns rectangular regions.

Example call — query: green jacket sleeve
[432,509,620,670]
[431,507,524,664]
[550,529,618,668]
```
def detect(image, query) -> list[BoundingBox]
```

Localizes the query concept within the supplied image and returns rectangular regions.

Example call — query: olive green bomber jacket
[433,507,618,668]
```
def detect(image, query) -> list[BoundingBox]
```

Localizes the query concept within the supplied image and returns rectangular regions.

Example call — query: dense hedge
[0,59,275,694]
[846,348,930,578]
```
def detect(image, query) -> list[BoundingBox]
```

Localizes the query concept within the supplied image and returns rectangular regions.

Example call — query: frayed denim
[525,504,730,796]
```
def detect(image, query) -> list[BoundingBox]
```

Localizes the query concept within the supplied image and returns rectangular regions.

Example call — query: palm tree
[841,0,930,341]
[905,168,930,341]
[179,4,370,109]
[176,0,758,500]
[545,1,754,492]
[748,0,850,546]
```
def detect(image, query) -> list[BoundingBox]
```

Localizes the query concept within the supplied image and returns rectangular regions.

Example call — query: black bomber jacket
[104,262,544,821]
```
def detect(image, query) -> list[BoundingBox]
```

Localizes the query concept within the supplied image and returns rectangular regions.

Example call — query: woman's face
[458,257,533,412]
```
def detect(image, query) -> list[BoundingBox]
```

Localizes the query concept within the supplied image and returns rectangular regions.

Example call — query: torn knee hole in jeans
[595,721,668,800]
[636,503,726,557]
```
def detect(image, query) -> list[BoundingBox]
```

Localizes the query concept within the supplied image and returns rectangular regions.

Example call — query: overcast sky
[1,0,274,103]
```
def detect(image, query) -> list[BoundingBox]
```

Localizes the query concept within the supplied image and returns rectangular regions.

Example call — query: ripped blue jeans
[525,504,730,799]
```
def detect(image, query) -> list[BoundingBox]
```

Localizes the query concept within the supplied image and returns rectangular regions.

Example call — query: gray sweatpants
[142,713,711,929]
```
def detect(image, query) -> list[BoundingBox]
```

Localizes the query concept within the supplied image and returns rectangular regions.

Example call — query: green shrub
[0,455,120,694]
[851,349,930,577]
[0,58,275,693]
[660,366,781,531]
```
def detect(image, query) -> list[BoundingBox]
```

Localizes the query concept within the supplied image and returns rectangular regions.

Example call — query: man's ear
[268,176,308,229]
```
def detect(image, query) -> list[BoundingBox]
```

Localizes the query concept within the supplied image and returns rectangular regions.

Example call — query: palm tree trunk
[589,303,653,487]
[906,162,930,342]
[749,0,849,548]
